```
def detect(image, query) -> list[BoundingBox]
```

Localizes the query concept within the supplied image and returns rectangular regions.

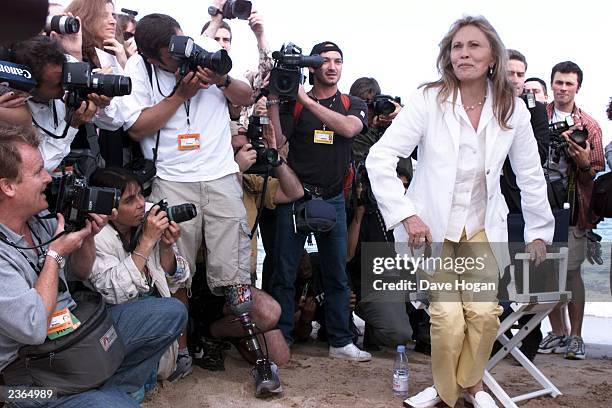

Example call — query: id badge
[47,307,73,335]
[178,133,201,150]
[313,129,334,145]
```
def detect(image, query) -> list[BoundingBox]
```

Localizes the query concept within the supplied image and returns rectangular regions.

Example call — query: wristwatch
[208,6,223,17]
[218,75,232,89]
[46,249,66,269]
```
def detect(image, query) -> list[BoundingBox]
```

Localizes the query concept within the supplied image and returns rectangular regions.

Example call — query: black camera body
[269,43,323,99]
[155,199,197,224]
[62,62,132,108]
[45,15,80,35]
[222,0,252,19]
[49,173,120,232]
[0,60,37,93]
[370,94,401,116]
[168,35,232,77]
[353,160,378,214]
[245,116,279,175]
[548,116,589,163]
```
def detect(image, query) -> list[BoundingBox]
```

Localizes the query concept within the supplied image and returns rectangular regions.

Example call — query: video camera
[62,62,132,108]
[269,43,323,99]
[48,172,120,232]
[45,15,80,35]
[244,115,280,175]
[154,198,197,224]
[0,60,38,93]
[222,0,252,20]
[168,35,232,77]
[548,115,589,163]
[370,94,401,116]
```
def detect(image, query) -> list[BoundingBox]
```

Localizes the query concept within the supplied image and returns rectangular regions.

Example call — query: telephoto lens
[89,73,132,97]
[46,15,80,34]
[166,203,197,223]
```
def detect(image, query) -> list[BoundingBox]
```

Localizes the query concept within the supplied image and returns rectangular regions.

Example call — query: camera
[244,115,280,174]
[370,94,401,116]
[0,60,37,93]
[49,173,120,232]
[549,116,589,163]
[45,15,80,35]
[154,199,197,224]
[269,43,323,99]
[168,35,232,77]
[222,0,252,20]
[353,160,378,214]
[62,62,132,108]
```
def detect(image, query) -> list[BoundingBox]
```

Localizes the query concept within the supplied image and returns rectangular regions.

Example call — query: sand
[142,342,612,407]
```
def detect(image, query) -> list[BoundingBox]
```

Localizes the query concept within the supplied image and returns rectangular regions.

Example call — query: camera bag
[2,291,126,395]
[590,171,612,218]
[293,198,337,234]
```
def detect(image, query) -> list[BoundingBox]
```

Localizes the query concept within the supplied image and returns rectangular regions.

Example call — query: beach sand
[143,341,612,407]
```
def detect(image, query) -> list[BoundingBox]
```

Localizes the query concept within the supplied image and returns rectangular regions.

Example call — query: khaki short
[567,226,586,271]
[150,174,251,294]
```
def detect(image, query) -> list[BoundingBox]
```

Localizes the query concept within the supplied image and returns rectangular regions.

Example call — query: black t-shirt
[286,91,368,190]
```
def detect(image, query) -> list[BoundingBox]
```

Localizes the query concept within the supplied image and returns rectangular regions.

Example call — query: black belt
[303,183,343,200]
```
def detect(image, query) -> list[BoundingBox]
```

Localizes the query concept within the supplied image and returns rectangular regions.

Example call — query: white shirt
[445,107,487,242]
[29,97,125,172]
[545,108,572,182]
[120,36,244,182]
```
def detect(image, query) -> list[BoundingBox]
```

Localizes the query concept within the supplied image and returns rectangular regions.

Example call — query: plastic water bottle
[393,345,409,396]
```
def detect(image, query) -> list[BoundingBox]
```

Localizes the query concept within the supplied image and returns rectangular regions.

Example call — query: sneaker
[167,353,193,382]
[564,336,586,360]
[192,336,227,371]
[403,386,441,408]
[463,391,498,407]
[329,343,371,362]
[537,331,567,354]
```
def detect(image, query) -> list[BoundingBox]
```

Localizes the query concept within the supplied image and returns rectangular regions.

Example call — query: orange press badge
[178,133,201,150]
[47,307,73,334]
[313,129,334,145]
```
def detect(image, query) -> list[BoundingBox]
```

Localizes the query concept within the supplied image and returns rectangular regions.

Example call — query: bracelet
[132,251,148,262]
[266,99,280,108]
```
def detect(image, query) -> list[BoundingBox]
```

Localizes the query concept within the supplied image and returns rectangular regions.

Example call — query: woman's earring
[488,65,495,76]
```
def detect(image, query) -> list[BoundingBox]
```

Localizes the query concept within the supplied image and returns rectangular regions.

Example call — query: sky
[61,0,612,143]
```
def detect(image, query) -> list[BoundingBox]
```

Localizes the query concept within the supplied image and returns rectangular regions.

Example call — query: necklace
[462,95,486,111]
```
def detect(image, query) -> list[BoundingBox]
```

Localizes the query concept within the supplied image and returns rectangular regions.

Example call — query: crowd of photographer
[0,0,610,406]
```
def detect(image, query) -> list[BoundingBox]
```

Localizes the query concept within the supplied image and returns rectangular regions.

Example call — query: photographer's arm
[197,67,252,107]
[202,0,226,38]
[128,72,202,141]
[261,122,303,203]
[69,213,110,281]
[266,99,287,149]
[297,86,363,138]
[159,222,180,275]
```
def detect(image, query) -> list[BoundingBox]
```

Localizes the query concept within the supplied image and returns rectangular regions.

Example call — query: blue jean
[8,297,187,408]
[271,193,353,347]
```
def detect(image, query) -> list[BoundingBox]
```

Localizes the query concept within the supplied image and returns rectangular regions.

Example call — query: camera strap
[31,101,73,139]
[248,169,270,239]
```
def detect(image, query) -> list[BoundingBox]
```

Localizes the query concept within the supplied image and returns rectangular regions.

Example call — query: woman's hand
[401,215,432,249]
[525,239,547,266]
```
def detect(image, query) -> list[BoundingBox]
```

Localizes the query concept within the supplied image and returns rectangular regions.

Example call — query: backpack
[590,172,612,218]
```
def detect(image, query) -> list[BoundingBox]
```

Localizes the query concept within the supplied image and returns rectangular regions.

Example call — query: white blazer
[366,84,555,275]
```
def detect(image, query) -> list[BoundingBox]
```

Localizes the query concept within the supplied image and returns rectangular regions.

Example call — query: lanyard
[154,66,191,130]
[310,92,337,131]
[31,100,72,139]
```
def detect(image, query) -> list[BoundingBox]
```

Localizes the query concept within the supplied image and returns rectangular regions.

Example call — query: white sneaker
[463,391,498,408]
[403,386,441,408]
[329,343,371,362]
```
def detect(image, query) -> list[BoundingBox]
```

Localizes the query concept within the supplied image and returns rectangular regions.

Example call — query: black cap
[308,41,343,85]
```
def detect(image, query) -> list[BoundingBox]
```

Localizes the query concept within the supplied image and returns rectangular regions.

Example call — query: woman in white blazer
[366,16,554,408]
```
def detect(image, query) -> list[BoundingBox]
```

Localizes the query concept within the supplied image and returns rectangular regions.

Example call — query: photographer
[267,41,371,361]
[11,36,125,172]
[0,124,187,405]
[538,61,604,360]
[524,77,549,103]
[232,119,303,284]
[87,167,192,383]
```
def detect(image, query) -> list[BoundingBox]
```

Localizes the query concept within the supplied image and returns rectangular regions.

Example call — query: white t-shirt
[121,37,241,182]
[546,108,572,183]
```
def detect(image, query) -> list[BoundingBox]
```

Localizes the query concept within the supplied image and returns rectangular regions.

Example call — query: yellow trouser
[423,230,503,406]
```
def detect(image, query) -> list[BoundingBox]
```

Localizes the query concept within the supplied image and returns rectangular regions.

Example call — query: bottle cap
[396,345,405,353]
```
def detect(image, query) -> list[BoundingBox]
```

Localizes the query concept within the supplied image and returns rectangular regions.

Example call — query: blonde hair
[424,15,515,130]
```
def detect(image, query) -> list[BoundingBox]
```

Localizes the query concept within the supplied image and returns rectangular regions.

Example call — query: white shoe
[329,343,371,362]
[403,386,441,408]
[463,391,498,408]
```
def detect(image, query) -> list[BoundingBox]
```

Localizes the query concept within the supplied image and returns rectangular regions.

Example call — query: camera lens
[197,49,233,76]
[167,203,197,224]
[46,15,80,35]
[90,73,132,97]
[373,99,395,115]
